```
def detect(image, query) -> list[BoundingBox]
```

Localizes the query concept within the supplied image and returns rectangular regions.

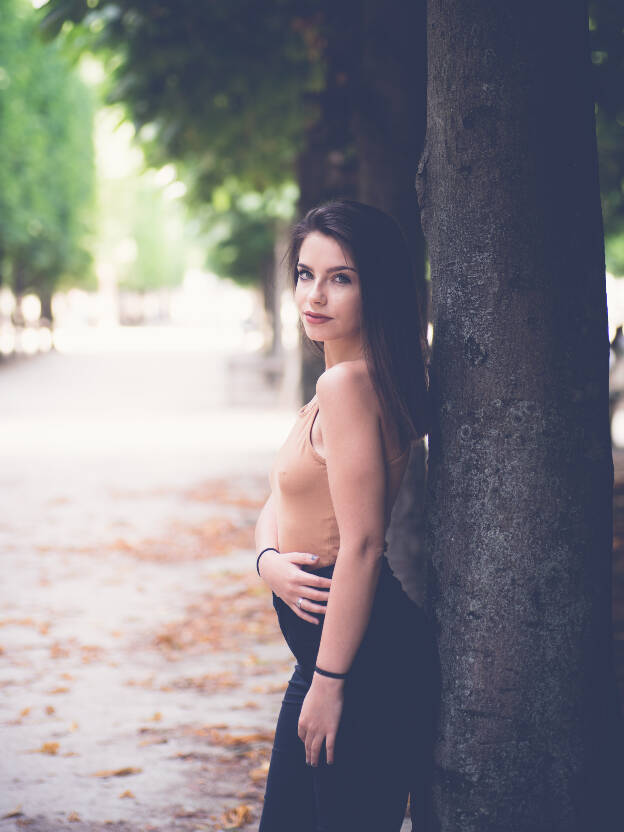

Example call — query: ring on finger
[296,597,303,609]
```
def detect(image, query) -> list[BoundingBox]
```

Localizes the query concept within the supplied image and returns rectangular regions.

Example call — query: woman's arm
[297,362,388,766]
[254,490,280,559]
[255,490,332,623]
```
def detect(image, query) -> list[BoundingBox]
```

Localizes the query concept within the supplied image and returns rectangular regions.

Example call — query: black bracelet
[314,664,348,679]
[256,546,279,576]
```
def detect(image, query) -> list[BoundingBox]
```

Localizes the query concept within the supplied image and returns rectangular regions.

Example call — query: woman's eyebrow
[297,262,358,273]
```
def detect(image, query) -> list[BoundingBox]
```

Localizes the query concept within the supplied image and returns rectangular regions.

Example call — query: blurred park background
[1,1,624,831]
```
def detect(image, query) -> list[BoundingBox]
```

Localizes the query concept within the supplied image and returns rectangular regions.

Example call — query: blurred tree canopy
[198,180,297,284]
[96,165,189,293]
[0,0,96,313]
[38,0,327,293]
[38,0,624,278]
[38,0,324,200]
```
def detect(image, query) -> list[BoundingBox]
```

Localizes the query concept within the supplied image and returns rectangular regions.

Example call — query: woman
[254,199,435,831]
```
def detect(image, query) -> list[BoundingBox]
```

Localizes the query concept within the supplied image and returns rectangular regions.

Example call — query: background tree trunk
[348,1,433,826]
[39,287,53,324]
[260,250,280,355]
[416,1,624,829]
[351,0,429,602]
[295,0,360,403]
[353,0,427,287]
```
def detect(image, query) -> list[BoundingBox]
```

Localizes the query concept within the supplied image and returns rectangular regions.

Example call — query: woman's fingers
[297,597,328,612]
[290,602,321,625]
[288,552,322,566]
[299,586,331,603]
[308,573,332,588]
[325,735,335,765]
[290,596,327,621]
[307,735,324,767]
[286,554,332,587]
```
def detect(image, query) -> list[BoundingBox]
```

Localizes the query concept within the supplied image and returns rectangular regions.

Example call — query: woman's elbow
[339,533,386,561]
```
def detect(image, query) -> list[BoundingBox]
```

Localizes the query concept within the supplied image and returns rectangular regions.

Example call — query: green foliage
[589,0,624,271]
[36,0,624,281]
[606,234,624,277]
[198,179,299,285]
[0,0,96,294]
[99,172,189,292]
[37,0,325,291]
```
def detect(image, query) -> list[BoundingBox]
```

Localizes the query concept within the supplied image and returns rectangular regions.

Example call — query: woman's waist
[277,531,391,571]
[276,530,339,568]
[303,554,337,571]
[299,545,391,572]
[300,552,394,581]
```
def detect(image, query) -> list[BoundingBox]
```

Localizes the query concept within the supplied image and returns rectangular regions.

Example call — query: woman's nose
[309,280,326,304]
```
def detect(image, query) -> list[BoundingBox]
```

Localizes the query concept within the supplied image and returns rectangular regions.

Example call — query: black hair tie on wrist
[314,664,348,679]
[256,546,279,576]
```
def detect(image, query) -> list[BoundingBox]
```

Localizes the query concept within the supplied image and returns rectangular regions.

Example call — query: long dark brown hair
[284,198,431,443]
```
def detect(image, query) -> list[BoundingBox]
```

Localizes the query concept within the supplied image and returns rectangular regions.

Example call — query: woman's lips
[304,312,332,323]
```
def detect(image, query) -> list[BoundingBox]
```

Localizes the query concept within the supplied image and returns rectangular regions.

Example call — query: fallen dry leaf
[249,760,270,783]
[207,728,274,748]
[33,742,59,755]
[138,736,168,747]
[173,808,205,819]
[0,617,36,628]
[220,803,253,829]
[92,766,142,778]
[251,682,287,694]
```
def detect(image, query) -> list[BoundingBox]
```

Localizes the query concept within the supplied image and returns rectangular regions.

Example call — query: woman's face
[294,232,362,345]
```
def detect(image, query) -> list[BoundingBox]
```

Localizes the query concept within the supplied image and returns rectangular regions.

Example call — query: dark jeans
[258,556,436,832]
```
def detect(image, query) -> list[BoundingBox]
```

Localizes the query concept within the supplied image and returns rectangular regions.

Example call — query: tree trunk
[11,258,27,327]
[294,0,361,404]
[353,0,427,291]
[348,1,433,826]
[39,285,53,324]
[416,1,624,829]
[351,0,428,600]
[260,249,279,354]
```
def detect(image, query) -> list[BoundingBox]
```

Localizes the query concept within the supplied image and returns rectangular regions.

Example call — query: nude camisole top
[269,394,411,569]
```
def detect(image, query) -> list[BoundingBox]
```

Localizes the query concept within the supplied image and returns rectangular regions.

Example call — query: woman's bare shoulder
[315,359,378,412]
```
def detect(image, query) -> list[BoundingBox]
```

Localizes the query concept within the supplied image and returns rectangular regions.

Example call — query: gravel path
[0,342,297,831]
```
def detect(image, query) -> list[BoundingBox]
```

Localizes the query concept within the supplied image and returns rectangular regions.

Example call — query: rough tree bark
[416,1,624,830]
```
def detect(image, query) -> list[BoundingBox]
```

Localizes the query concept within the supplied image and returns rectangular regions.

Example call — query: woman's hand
[298,674,344,765]
[258,550,332,624]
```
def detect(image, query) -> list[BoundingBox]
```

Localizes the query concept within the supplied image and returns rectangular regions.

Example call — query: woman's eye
[296,269,351,284]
